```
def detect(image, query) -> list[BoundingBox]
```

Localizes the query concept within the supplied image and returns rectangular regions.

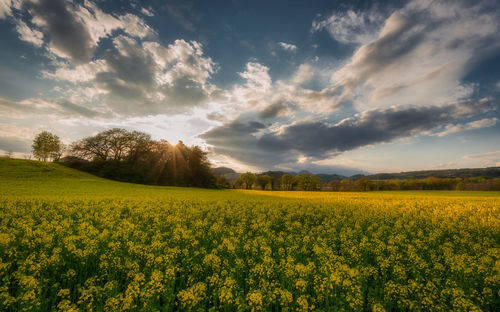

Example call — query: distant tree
[239,172,257,189]
[326,180,342,191]
[256,174,273,190]
[354,178,375,191]
[32,131,62,162]
[281,174,295,191]
[296,173,321,191]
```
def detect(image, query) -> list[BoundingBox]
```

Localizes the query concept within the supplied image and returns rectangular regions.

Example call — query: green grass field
[0,158,499,311]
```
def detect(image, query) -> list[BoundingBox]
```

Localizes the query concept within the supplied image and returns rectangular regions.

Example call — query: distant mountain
[316,173,346,183]
[213,166,500,184]
[365,167,500,180]
[212,167,236,175]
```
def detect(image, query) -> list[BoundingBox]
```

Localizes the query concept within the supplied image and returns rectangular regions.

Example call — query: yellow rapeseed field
[0,159,499,311]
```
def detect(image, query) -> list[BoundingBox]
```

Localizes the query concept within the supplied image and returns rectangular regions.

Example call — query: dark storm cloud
[200,119,295,167]
[259,100,289,119]
[203,100,496,166]
[259,105,454,156]
[29,0,94,63]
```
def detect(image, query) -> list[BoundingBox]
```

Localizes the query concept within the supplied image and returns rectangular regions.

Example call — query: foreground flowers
[0,191,498,311]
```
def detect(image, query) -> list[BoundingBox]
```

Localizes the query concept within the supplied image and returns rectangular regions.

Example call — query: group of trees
[226,172,500,191]
[33,128,216,187]
[231,172,322,191]
[325,177,500,191]
[31,129,500,191]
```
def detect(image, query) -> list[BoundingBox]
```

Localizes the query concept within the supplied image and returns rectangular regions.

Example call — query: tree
[71,128,151,161]
[281,174,295,191]
[296,173,321,191]
[354,178,375,191]
[32,131,62,162]
[239,172,257,189]
[256,174,273,190]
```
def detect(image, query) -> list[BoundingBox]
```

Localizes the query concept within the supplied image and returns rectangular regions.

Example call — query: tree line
[31,130,500,191]
[32,129,216,187]
[219,172,500,191]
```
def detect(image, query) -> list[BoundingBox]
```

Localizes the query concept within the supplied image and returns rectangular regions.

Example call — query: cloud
[28,0,94,63]
[312,8,384,44]
[0,0,22,19]
[0,136,32,153]
[278,42,297,52]
[1,0,154,64]
[89,37,217,115]
[141,7,154,17]
[202,99,494,168]
[15,20,44,47]
[0,96,101,118]
[463,151,500,167]
[328,0,500,111]
[238,62,272,91]
[292,64,314,85]
[436,118,497,137]
[259,100,291,119]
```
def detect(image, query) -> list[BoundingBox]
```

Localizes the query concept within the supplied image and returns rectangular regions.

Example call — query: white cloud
[15,20,44,47]
[74,1,155,43]
[463,151,500,167]
[437,118,497,137]
[141,7,154,17]
[328,0,500,112]
[312,9,384,44]
[43,59,108,83]
[0,0,13,19]
[278,41,297,52]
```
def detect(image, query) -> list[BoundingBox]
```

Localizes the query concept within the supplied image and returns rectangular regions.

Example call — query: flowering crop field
[0,159,499,311]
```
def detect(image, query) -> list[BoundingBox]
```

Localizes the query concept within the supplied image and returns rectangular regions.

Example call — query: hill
[365,167,500,180]
[0,157,232,198]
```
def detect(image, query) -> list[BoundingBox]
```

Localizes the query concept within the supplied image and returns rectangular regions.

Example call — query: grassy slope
[0,158,227,199]
[1,157,499,199]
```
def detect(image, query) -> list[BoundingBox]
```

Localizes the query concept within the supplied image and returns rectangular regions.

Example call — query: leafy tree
[296,173,321,191]
[256,174,273,190]
[281,174,295,191]
[354,178,375,191]
[239,172,257,189]
[71,128,151,161]
[32,131,62,161]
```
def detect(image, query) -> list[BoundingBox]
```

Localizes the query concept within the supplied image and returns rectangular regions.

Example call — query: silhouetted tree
[71,128,151,161]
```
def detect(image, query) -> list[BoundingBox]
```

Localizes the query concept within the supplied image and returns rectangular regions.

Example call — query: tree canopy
[65,129,216,188]
[32,131,62,162]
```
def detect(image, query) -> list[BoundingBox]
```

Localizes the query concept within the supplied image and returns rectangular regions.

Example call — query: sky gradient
[0,0,499,174]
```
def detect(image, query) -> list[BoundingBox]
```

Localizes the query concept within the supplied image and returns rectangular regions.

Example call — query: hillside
[365,167,500,180]
[215,165,500,184]
[0,157,229,198]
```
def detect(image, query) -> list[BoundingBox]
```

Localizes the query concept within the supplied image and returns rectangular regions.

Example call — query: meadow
[0,158,499,311]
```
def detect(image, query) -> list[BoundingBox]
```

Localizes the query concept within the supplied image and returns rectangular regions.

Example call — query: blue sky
[0,0,499,174]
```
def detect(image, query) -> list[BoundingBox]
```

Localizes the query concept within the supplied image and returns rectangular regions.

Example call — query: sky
[0,0,499,175]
